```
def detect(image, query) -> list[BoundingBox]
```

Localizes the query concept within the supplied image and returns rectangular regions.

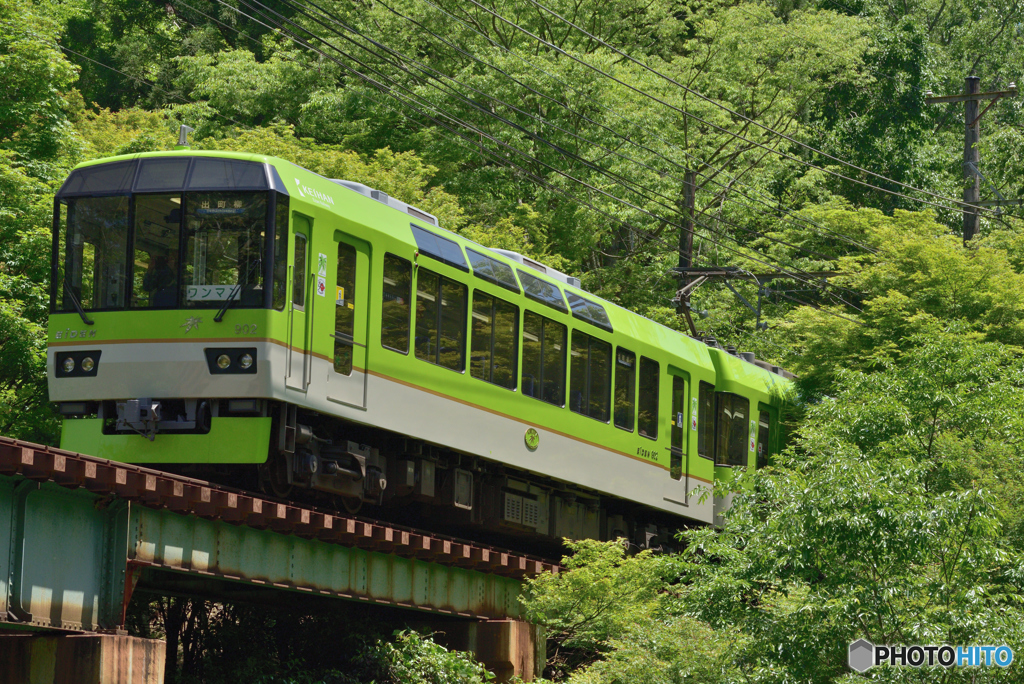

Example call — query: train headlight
[204,348,258,374]
[55,351,101,377]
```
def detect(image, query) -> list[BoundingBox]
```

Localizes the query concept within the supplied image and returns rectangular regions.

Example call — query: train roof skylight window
[57,160,138,197]
[518,270,568,313]
[410,224,468,271]
[566,292,613,332]
[187,158,267,190]
[467,248,520,293]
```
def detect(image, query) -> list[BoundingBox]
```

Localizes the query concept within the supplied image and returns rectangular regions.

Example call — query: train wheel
[264,451,293,499]
[340,496,362,515]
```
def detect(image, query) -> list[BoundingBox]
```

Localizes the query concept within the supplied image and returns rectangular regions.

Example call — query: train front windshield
[52,157,288,312]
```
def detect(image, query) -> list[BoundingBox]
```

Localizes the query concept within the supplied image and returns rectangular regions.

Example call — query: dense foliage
[4,0,1024,680]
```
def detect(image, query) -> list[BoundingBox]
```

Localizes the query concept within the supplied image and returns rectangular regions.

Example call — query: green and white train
[48,145,791,548]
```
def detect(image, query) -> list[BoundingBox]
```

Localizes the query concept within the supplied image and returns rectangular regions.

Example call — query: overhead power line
[214,0,864,319]
[258,0,857,277]
[517,0,996,216]
[237,0,863,308]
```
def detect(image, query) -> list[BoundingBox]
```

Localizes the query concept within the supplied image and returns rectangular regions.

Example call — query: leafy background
[3,0,1024,681]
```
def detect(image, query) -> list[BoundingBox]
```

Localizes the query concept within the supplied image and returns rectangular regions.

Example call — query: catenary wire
[517,0,996,214]
[324,0,880,258]
[410,0,882,253]
[256,0,860,276]
[256,0,867,308]
[230,0,865,309]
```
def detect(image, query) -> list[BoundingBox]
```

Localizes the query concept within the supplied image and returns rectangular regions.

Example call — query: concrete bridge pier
[433,619,545,682]
[0,633,166,684]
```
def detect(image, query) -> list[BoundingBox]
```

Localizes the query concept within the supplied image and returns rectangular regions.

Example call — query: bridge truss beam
[0,437,554,633]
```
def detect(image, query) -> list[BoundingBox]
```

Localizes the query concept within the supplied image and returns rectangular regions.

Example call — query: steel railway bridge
[0,436,553,683]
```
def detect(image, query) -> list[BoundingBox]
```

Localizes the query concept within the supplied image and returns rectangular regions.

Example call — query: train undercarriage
[97,397,687,557]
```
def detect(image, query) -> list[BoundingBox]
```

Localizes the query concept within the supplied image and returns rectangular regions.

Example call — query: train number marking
[235,324,258,335]
[635,446,658,461]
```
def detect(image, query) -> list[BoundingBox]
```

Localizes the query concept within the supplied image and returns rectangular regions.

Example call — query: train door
[663,373,689,506]
[286,215,311,392]
[326,232,370,408]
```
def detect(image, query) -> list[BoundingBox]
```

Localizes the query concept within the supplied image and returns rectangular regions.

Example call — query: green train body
[47,149,791,547]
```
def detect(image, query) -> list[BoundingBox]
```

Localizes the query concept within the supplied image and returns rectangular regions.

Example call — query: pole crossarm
[924,83,1018,104]
[671,267,841,282]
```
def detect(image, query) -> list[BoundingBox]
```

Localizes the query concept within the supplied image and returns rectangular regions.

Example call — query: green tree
[677,330,1024,682]
[0,0,82,443]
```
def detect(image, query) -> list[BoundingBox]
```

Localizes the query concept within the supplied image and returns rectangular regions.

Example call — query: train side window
[570,330,611,422]
[293,233,306,308]
[381,254,411,353]
[333,242,357,375]
[637,357,659,439]
[715,393,750,467]
[471,291,518,389]
[415,267,467,371]
[698,381,715,459]
[522,311,566,407]
[613,348,635,431]
[757,410,771,469]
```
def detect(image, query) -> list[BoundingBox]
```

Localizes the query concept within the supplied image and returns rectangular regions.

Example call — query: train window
[381,254,411,353]
[566,292,613,332]
[670,376,685,479]
[518,270,568,313]
[698,382,715,459]
[715,393,750,467]
[135,158,190,192]
[415,267,467,371]
[411,224,468,271]
[334,242,357,375]
[131,194,181,308]
[522,311,566,406]
[57,196,131,311]
[182,192,268,309]
[467,248,520,293]
[56,159,137,196]
[637,357,659,439]
[613,348,635,431]
[757,410,771,469]
[470,291,518,389]
[186,158,267,190]
[570,330,611,422]
[272,195,288,310]
[293,233,307,308]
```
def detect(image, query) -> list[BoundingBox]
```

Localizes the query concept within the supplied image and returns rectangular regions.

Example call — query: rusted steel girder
[0,436,556,632]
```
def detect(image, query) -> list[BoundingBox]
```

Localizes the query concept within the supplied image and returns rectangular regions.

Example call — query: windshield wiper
[214,283,243,323]
[214,258,263,323]
[62,277,94,326]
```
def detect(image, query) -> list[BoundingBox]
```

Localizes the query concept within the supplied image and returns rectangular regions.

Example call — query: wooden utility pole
[963,76,981,242]
[676,170,698,336]
[926,77,1018,244]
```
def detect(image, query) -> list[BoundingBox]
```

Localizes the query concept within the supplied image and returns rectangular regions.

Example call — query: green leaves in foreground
[527,330,1024,684]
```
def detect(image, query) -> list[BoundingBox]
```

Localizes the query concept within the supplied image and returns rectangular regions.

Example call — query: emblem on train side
[181,316,202,333]
[54,328,98,340]
[294,178,335,207]
[525,428,540,451]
